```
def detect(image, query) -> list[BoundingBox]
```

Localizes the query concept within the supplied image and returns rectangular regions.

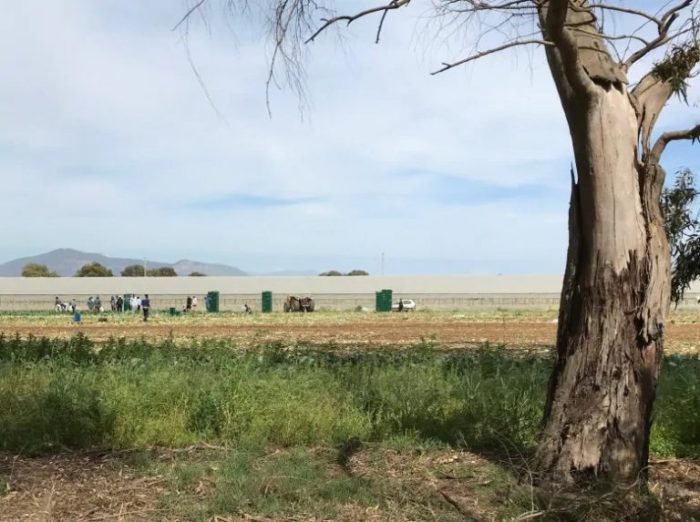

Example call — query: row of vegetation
[318,270,369,276]
[21,262,205,277]
[0,335,697,459]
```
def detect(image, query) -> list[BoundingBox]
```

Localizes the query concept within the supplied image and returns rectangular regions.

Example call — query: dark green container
[376,289,393,312]
[169,307,177,316]
[207,291,220,313]
[261,291,273,313]
[383,289,393,311]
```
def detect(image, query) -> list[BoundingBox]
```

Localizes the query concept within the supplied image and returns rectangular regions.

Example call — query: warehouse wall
[0,276,698,311]
[0,275,567,295]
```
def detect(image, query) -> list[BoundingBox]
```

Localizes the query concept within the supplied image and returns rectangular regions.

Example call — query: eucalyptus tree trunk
[535,125,670,485]
[533,0,673,485]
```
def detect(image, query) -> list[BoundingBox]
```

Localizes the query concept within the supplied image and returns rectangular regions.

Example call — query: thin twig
[438,489,471,517]
[173,0,209,31]
[431,39,554,74]
[86,508,166,521]
[305,0,411,44]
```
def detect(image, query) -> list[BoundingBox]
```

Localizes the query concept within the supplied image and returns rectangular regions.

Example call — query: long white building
[0,276,697,311]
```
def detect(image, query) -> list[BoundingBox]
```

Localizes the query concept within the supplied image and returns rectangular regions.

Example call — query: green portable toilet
[376,289,393,312]
[382,289,393,312]
[207,291,220,313]
[123,294,132,312]
[261,291,273,313]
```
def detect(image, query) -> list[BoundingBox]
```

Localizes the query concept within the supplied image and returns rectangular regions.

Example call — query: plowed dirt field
[1,311,699,352]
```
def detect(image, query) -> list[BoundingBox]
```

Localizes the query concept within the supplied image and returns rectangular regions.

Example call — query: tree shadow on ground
[368,404,697,517]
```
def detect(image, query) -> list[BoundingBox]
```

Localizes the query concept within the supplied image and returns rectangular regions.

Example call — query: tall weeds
[0,335,697,458]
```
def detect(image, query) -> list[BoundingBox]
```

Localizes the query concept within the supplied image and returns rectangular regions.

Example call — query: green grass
[0,474,9,497]
[0,334,698,460]
[210,448,373,515]
[0,336,547,455]
[151,444,471,521]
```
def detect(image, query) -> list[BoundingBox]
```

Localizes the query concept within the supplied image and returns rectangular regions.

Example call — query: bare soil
[2,319,699,353]
[0,451,165,521]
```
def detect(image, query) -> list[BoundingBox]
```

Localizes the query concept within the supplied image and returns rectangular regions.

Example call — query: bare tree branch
[305,0,411,44]
[176,0,696,120]
[633,71,676,157]
[375,6,391,43]
[174,0,209,31]
[624,0,695,68]
[442,0,537,14]
[431,38,553,74]
[589,3,662,27]
[573,26,650,47]
[651,122,700,159]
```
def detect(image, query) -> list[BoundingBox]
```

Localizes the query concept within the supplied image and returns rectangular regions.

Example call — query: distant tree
[121,264,145,277]
[319,269,369,276]
[319,270,342,276]
[147,267,178,277]
[662,168,700,304]
[21,262,58,277]
[189,271,207,276]
[75,262,113,277]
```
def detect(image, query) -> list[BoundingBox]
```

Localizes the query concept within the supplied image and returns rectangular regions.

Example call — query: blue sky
[0,1,698,275]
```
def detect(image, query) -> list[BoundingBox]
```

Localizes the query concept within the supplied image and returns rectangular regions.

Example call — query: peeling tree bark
[534,90,671,485]
[534,0,673,486]
[535,133,670,484]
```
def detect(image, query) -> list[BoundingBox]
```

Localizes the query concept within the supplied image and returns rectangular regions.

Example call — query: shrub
[0,374,115,453]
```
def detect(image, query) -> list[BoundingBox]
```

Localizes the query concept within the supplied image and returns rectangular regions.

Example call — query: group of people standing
[55,294,151,321]
[101,294,141,312]
[55,297,77,313]
[111,295,150,321]
[87,296,103,312]
[55,295,258,317]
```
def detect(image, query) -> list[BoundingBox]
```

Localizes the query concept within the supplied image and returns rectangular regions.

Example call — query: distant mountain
[171,259,247,277]
[0,249,247,277]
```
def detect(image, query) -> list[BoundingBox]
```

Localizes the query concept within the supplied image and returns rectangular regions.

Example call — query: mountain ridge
[0,249,248,277]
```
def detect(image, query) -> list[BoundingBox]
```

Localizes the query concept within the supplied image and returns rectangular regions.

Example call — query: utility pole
[143,258,147,277]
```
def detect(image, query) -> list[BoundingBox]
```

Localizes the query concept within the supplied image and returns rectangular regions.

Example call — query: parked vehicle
[392,299,416,312]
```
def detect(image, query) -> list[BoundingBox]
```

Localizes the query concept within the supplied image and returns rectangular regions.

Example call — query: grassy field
[0,324,699,520]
